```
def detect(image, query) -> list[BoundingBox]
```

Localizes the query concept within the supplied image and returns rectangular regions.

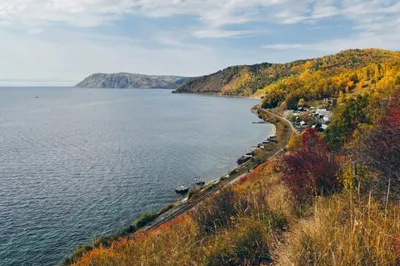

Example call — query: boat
[237,155,251,165]
[175,185,189,194]
[252,121,266,124]
[194,178,205,186]
[245,152,253,157]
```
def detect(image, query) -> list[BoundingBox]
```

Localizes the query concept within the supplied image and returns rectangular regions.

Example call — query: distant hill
[174,49,400,97]
[75,73,190,89]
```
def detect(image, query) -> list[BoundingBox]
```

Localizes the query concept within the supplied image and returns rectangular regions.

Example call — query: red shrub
[281,128,339,203]
[394,234,400,258]
[239,175,249,184]
[357,92,400,198]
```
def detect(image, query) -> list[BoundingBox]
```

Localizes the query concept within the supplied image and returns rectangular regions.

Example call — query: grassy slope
[72,160,400,266]
[175,49,400,96]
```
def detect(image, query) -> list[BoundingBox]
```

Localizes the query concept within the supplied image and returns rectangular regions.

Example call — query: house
[323,117,331,124]
[317,108,333,119]
[300,121,308,127]
[321,124,328,131]
[316,108,328,116]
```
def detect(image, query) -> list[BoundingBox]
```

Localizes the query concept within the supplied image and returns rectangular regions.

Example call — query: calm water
[0,87,272,266]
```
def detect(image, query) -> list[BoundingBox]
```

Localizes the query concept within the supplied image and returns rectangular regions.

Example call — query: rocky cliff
[76,73,190,89]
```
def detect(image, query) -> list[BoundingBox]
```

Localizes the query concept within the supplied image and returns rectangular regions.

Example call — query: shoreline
[172,90,262,100]
[65,104,293,264]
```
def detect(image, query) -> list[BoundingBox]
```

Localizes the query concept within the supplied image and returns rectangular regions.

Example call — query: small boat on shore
[237,155,251,165]
[194,178,205,186]
[175,185,189,194]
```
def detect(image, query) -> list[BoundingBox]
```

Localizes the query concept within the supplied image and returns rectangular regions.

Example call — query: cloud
[193,29,256,39]
[1,1,398,39]
[311,0,340,19]
[27,28,43,35]
[0,1,336,36]
[262,32,400,53]
[262,0,400,53]
[263,44,309,50]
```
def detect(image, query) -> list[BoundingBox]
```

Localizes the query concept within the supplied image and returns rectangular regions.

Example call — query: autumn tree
[280,128,339,203]
[262,84,285,108]
[337,91,345,105]
[356,92,400,197]
[325,95,370,151]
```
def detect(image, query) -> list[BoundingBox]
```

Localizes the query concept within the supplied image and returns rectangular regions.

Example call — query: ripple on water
[0,88,272,266]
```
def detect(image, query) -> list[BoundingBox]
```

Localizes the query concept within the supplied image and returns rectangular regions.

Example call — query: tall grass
[277,191,400,265]
[72,159,400,266]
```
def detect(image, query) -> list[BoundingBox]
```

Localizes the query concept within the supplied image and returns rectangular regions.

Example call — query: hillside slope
[76,73,190,89]
[68,48,400,266]
[175,49,400,96]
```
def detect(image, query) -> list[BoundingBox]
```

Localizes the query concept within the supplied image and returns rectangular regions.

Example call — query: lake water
[0,87,272,266]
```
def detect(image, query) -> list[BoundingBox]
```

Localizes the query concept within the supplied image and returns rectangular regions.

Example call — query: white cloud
[0,1,331,34]
[263,32,400,53]
[311,0,340,19]
[0,0,397,39]
[193,29,256,39]
[0,1,398,30]
[27,28,43,35]
[263,44,308,50]
[263,0,400,53]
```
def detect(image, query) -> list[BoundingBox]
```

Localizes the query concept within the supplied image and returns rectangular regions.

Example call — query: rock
[75,73,190,89]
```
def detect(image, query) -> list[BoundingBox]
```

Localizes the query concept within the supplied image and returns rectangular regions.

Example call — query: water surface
[0,88,272,265]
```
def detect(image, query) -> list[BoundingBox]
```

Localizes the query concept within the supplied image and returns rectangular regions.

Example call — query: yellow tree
[337,91,345,105]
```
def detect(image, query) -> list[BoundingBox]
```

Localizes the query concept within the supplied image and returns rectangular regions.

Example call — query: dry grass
[73,215,201,266]
[277,191,400,266]
[72,162,290,266]
[72,159,400,266]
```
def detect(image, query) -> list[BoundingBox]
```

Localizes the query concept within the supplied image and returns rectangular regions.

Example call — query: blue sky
[0,0,399,86]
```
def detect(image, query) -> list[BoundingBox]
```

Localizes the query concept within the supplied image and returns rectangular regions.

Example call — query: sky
[0,0,399,86]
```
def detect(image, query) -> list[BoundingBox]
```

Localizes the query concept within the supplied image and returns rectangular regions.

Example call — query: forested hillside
[175,49,400,101]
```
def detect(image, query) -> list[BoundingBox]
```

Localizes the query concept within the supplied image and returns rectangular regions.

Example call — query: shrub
[191,187,241,233]
[356,92,400,199]
[203,221,272,266]
[280,128,339,203]
[187,187,201,200]
[133,212,158,229]
[159,204,175,214]
[65,246,92,265]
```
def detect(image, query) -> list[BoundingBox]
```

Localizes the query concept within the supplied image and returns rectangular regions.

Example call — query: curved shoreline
[136,106,294,232]
[65,105,294,264]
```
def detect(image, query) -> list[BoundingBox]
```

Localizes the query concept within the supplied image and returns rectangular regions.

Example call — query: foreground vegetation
[70,50,400,265]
